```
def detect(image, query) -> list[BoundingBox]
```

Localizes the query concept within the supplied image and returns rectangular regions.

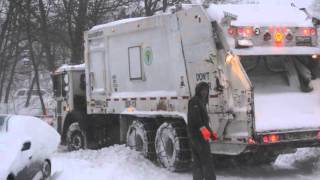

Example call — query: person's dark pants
[191,139,216,180]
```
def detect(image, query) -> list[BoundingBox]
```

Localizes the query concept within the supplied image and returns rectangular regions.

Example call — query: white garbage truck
[52,3,320,171]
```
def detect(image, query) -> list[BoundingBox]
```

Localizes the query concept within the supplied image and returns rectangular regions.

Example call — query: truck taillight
[263,134,280,143]
[269,134,279,142]
[303,28,310,36]
[236,26,253,37]
[302,27,316,36]
[248,137,256,144]
[228,27,235,36]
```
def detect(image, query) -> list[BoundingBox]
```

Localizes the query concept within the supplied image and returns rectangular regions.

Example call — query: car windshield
[0,116,7,132]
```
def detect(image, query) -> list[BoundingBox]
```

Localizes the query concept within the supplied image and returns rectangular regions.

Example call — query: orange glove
[200,127,211,141]
[211,131,218,141]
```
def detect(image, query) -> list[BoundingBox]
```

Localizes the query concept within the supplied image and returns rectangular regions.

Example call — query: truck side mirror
[312,17,320,26]
[214,78,224,92]
[21,141,31,151]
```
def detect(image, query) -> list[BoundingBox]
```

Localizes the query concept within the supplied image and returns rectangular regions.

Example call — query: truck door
[87,38,107,98]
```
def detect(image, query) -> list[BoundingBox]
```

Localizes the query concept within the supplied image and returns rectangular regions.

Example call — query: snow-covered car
[0,115,60,180]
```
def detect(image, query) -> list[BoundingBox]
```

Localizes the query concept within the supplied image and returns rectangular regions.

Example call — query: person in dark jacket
[188,82,217,180]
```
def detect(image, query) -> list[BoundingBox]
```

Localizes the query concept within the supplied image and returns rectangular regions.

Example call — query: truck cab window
[53,73,68,97]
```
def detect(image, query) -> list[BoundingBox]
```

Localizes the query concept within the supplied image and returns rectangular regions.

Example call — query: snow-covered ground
[50,145,320,180]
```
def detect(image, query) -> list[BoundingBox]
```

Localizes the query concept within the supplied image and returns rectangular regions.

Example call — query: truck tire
[66,122,87,151]
[7,174,14,180]
[155,121,191,172]
[126,120,157,160]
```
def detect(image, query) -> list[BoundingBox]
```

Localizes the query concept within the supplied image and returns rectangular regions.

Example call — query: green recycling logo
[144,47,153,65]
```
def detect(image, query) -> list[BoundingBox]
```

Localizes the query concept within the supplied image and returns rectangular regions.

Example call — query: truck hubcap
[72,133,83,149]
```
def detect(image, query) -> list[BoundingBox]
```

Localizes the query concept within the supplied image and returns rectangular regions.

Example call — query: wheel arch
[61,110,86,144]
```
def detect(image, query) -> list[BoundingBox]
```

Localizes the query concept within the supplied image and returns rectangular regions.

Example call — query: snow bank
[51,145,191,180]
[51,145,320,180]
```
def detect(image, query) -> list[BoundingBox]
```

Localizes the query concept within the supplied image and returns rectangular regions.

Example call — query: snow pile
[50,144,320,180]
[51,145,190,180]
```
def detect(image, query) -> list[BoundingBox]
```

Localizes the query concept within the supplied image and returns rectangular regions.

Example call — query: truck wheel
[155,121,191,172]
[66,122,87,151]
[7,174,14,180]
[126,120,157,160]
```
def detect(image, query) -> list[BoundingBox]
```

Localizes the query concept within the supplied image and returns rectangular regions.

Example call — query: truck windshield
[0,116,7,132]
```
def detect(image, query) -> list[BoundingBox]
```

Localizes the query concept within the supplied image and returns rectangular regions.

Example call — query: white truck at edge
[52,3,320,171]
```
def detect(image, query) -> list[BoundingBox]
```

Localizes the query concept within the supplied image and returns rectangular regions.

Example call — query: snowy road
[50,145,320,180]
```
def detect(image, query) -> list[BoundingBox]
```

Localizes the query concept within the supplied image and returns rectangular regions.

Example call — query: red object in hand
[200,127,211,141]
[211,131,218,141]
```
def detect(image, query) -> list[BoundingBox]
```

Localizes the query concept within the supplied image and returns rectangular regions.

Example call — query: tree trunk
[4,53,19,103]
[26,0,46,115]
[25,75,36,107]
[38,0,55,72]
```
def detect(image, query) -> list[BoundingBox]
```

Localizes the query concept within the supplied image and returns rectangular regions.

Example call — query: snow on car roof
[207,4,313,27]
[90,17,146,31]
[55,64,85,73]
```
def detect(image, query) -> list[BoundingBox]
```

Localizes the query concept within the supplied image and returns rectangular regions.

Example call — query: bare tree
[143,0,188,16]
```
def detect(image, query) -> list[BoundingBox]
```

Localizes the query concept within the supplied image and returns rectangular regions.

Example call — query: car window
[0,116,7,132]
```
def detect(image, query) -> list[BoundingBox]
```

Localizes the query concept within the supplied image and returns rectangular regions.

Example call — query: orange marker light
[274,32,283,42]
[269,134,279,143]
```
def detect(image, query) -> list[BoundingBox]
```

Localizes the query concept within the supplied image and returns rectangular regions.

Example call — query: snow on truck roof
[90,17,146,31]
[90,4,313,32]
[207,4,313,27]
[55,64,85,73]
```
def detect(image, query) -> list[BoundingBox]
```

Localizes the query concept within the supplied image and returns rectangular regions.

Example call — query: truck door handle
[89,72,94,90]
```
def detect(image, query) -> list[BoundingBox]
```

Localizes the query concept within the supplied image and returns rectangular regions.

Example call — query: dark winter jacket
[187,82,213,142]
